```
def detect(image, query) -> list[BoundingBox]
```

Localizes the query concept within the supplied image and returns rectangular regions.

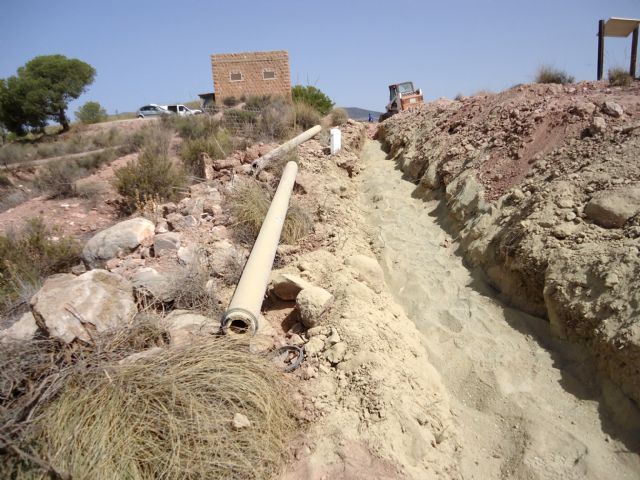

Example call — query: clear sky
[1,0,638,115]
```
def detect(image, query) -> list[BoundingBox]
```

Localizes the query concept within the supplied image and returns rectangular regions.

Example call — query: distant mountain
[342,107,384,121]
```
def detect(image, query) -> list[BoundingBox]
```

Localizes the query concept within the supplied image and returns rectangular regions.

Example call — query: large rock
[296,286,334,328]
[161,310,220,346]
[584,188,640,228]
[0,312,38,343]
[83,218,154,267]
[30,270,137,343]
[345,255,385,293]
[154,232,181,257]
[602,101,623,118]
[166,213,198,232]
[270,273,314,301]
[132,267,174,302]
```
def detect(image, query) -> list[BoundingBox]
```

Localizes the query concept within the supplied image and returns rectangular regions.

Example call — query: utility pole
[631,26,639,78]
[597,19,605,81]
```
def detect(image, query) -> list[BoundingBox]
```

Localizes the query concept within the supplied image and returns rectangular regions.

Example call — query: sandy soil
[360,139,640,479]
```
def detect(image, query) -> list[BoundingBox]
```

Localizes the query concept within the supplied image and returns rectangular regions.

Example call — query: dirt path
[359,139,640,479]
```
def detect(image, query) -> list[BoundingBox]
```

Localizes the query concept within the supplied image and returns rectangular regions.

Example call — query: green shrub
[294,102,321,130]
[292,85,334,115]
[114,150,187,215]
[75,101,108,124]
[34,161,82,198]
[608,67,632,87]
[256,98,294,141]
[244,95,273,110]
[329,107,348,126]
[162,114,221,140]
[223,109,258,127]
[223,96,239,107]
[0,218,80,315]
[0,173,12,187]
[535,65,574,85]
[181,131,232,175]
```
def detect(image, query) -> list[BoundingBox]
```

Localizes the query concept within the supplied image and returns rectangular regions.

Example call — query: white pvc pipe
[251,125,321,174]
[222,161,299,335]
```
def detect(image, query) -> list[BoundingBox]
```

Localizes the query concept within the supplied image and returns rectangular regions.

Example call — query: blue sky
[1,0,638,115]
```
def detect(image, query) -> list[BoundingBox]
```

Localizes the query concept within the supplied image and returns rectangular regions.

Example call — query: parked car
[136,104,170,118]
[162,104,202,116]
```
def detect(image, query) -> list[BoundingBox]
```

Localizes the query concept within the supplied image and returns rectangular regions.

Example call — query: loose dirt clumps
[379,80,640,406]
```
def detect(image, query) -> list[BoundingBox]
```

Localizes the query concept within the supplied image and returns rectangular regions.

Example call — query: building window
[263,69,276,80]
[229,72,243,82]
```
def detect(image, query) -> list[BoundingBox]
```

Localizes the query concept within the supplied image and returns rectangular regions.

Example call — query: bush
[244,95,273,110]
[329,107,348,126]
[181,130,232,175]
[293,102,321,130]
[162,114,221,140]
[226,181,311,244]
[0,218,80,315]
[223,96,239,107]
[535,65,574,85]
[292,85,334,115]
[1,335,297,480]
[223,109,259,128]
[34,161,82,198]
[608,67,633,87]
[114,149,187,215]
[75,101,108,124]
[256,98,294,141]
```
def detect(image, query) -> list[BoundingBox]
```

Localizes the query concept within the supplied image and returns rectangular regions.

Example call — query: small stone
[565,211,577,221]
[325,342,347,364]
[304,336,326,355]
[232,413,251,429]
[154,232,181,257]
[296,286,334,328]
[590,116,607,135]
[307,325,329,337]
[289,333,304,345]
[71,262,87,275]
[270,273,314,301]
[155,220,169,234]
[166,213,198,232]
[326,331,341,346]
[0,312,38,343]
[302,366,317,380]
[177,246,195,265]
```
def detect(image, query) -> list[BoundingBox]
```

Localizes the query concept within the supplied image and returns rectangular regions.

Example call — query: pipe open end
[221,309,258,336]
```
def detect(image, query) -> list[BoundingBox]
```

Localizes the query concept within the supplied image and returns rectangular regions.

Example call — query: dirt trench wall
[378,82,640,405]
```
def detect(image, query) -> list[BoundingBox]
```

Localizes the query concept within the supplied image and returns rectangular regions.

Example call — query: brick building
[211,50,291,106]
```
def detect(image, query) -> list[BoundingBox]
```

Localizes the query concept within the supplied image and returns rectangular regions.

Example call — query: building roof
[604,17,640,38]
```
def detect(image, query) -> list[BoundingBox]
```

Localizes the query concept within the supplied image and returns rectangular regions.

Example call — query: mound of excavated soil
[379,80,640,406]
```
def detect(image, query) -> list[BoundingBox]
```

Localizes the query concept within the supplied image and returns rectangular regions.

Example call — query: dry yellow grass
[227,180,311,245]
[1,323,298,479]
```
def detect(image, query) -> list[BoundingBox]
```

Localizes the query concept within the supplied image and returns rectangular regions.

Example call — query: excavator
[380,81,424,121]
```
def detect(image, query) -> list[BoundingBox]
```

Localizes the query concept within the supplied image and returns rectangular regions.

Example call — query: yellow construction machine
[380,81,424,121]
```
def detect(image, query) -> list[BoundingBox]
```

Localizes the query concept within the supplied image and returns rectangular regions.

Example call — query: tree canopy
[291,85,334,115]
[75,101,107,124]
[0,55,96,134]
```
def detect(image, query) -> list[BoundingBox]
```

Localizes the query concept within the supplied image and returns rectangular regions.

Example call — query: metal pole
[631,26,639,78]
[222,161,299,335]
[597,19,605,81]
[251,125,322,175]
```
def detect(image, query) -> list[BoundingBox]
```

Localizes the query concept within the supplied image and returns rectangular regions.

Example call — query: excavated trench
[360,139,640,479]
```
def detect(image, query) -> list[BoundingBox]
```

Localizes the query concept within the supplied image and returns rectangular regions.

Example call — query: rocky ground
[2,119,464,478]
[378,80,640,407]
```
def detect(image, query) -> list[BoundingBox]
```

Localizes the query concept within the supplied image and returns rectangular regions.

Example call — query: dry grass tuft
[226,180,311,245]
[608,67,633,87]
[534,65,574,85]
[1,324,297,480]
